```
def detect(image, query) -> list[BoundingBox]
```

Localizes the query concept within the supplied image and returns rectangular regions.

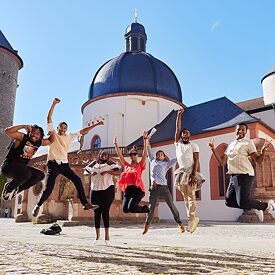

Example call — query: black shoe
[40,224,62,235]
[32,205,40,217]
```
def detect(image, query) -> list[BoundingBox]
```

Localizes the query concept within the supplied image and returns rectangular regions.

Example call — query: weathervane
[134,8,138,23]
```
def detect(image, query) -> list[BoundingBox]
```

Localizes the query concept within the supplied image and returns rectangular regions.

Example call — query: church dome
[88,22,182,103]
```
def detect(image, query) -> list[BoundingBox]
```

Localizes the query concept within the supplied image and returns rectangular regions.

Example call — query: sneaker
[93,239,99,245]
[142,223,150,235]
[1,183,17,201]
[267,200,275,219]
[254,209,264,222]
[32,205,40,217]
[187,217,199,233]
[178,223,185,233]
[83,203,99,211]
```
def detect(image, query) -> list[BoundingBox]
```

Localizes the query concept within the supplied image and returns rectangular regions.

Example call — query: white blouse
[85,162,121,191]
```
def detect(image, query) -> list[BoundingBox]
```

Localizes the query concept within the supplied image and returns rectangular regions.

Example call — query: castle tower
[0,30,23,163]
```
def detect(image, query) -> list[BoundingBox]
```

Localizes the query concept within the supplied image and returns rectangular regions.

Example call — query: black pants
[91,185,115,228]
[122,185,146,213]
[37,160,88,207]
[1,162,45,193]
[225,174,268,211]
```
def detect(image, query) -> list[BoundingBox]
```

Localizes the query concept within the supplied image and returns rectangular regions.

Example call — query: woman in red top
[114,132,150,213]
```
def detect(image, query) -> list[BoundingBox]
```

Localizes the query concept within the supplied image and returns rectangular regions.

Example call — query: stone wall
[0,49,20,164]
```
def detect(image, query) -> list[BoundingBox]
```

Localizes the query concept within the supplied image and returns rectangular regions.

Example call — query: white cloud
[210,21,221,32]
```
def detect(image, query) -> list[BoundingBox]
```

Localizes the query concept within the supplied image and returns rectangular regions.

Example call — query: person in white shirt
[175,109,201,233]
[209,123,275,222]
[85,150,121,245]
[32,98,103,217]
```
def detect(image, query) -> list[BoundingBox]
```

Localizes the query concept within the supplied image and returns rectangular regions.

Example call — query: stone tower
[0,30,23,163]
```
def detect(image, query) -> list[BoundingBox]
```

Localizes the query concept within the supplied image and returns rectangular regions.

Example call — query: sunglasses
[129,153,138,156]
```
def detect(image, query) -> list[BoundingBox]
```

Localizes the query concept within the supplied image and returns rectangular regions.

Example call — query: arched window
[91,135,101,154]
[210,143,230,199]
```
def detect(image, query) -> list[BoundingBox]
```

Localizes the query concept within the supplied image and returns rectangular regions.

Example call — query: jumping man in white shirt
[175,108,201,233]
[208,123,275,222]
[32,98,103,217]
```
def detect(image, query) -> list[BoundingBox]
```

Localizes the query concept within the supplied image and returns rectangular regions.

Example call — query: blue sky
[1,0,275,132]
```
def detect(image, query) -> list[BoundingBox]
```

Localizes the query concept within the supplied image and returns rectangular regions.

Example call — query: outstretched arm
[113,136,126,165]
[208,138,227,166]
[80,121,104,135]
[249,139,272,164]
[141,131,149,166]
[175,109,184,142]
[147,137,154,162]
[47,98,60,124]
[4,125,31,141]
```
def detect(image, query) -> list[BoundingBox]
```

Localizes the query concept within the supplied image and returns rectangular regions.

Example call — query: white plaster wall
[82,95,181,150]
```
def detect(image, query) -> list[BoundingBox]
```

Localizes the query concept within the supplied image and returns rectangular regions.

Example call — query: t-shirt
[85,162,121,191]
[47,123,80,163]
[147,146,177,185]
[175,141,199,169]
[118,161,146,194]
[225,138,256,176]
[2,134,42,165]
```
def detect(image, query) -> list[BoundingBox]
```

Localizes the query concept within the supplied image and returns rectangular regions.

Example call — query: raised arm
[249,139,272,164]
[147,138,154,162]
[175,109,184,142]
[4,125,31,141]
[113,136,126,165]
[208,138,227,166]
[47,98,60,124]
[80,121,104,135]
[41,131,55,146]
[141,131,149,166]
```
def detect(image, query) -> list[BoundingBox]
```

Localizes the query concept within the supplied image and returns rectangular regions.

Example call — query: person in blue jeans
[143,135,185,235]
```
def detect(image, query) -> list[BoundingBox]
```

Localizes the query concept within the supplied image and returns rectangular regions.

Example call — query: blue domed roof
[88,21,182,103]
[89,52,182,102]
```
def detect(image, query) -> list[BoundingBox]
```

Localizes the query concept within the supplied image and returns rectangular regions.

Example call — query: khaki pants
[178,184,196,221]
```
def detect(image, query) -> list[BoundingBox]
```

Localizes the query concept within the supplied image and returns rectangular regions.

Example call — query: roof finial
[134,8,138,23]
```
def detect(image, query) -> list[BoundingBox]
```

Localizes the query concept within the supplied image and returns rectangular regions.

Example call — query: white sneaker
[187,217,199,233]
[93,239,99,245]
[253,209,264,222]
[267,200,275,219]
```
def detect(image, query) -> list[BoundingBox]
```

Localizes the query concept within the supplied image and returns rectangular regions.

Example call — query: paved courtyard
[0,218,274,274]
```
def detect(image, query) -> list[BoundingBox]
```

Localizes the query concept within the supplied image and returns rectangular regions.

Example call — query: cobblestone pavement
[0,219,274,274]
